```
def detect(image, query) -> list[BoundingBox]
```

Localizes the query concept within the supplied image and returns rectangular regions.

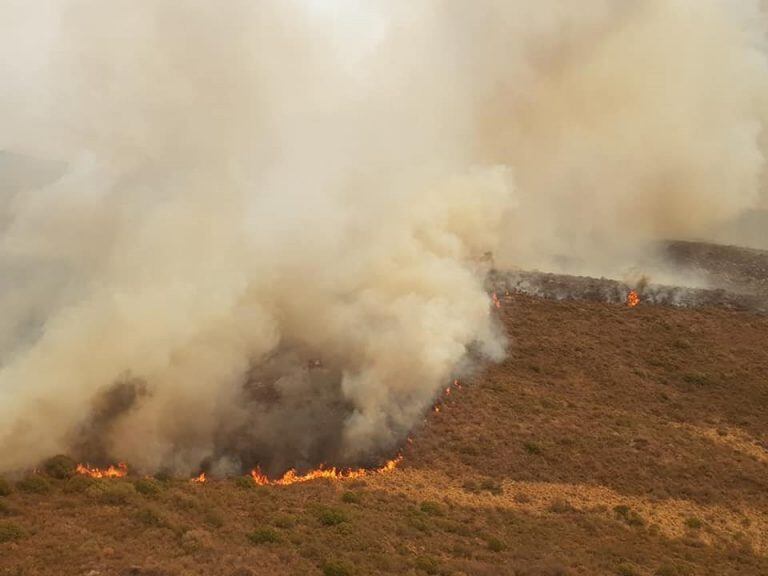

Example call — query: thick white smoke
[0,0,766,474]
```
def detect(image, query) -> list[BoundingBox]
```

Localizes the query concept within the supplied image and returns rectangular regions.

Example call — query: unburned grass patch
[0,477,11,497]
[315,506,348,526]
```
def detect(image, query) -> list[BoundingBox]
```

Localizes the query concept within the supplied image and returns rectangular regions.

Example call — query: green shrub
[322,560,353,576]
[549,499,575,514]
[419,501,444,516]
[0,476,12,497]
[479,478,503,495]
[233,476,256,489]
[616,564,639,576]
[316,507,348,526]
[63,475,95,494]
[524,441,543,455]
[487,537,505,552]
[43,455,77,479]
[248,527,281,544]
[614,505,644,527]
[133,478,162,496]
[341,491,361,504]
[684,517,703,530]
[16,475,52,494]
[414,555,440,575]
[0,522,24,543]
[135,506,165,527]
[93,481,137,505]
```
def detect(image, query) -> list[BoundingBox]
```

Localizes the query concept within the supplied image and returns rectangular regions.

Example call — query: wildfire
[190,472,207,484]
[627,290,640,308]
[76,462,128,479]
[491,292,502,309]
[248,456,402,487]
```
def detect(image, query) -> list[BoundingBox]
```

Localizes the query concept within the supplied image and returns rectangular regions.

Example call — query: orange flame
[491,292,502,309]
[249,456,402,487]
[627,290,640,308]
[76,462,128,479]
[190,472,207,484]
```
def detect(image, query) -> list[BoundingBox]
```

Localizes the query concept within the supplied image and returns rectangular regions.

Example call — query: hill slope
[1,294,767,576]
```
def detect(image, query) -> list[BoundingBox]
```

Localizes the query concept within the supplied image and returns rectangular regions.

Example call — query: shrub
[462,480,480,494]
[93,481,137,505]
[524,441,543,455]
[487,537,505,552]
[684,517,703,530]
[322,560,353,576]
[0,522,24,543]
[341,491,361,505]
[414,555,440,575]
[133,478,163,496]
[479,478,503,495]
[616,564,639,576]
[0,477,12,497]
[43,455,77,479]
[63,475,95,494]
[135,506,165,527]
[316,507,348,526]
[549,499,575,514]
[204,508,226,529]
[419,501,444,516]
[234,476,256,490]
[16,475,52,494]
[614,505,644,527]
[248,527,281,544]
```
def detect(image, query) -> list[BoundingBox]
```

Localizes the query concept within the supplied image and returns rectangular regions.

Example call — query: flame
[190,472,207,484]
[76,462,128,479]
[248,456,402,486]
[434,405,441,413]
[627,290,640,308]
[491,292,502,309]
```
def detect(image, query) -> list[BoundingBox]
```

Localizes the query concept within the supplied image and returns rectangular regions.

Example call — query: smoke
[0,0,766,474]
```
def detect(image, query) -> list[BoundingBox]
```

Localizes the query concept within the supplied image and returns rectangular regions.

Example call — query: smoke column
[0,0,765,474]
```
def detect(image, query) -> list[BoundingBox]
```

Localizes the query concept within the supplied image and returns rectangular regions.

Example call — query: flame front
[627,290,640,308]
[191,472,207,484]
[76,462,128,479]
[249,456,402,487]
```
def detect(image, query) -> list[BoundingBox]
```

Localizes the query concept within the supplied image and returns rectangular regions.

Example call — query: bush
[684,517,703,530]
[16,475,52,494]
[233,476,256,489]
[62,475,95,493]
[322,560,353,576]
[135,506,165,527]
[479,478,503,495]
[341,491,361,505]
[0,477,12,497]
[524,441,543,455]
[316,507,348,526]
[414,555,440,575]
[614,505,644,527]
[616,564,639,576]
[0,522,24,543]
[248,528,281,544]
[419,501,444,516]
[43,455,77,479]
[204,508,226,529]
[487,537,505,552]
[133,478,163,496]
[92,481,137,505]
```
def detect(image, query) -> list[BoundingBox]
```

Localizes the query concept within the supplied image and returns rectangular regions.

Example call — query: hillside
[1,286,767,576]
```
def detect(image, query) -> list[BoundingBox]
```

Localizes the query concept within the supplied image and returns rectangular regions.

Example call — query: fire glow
[627,290,640,308]
[75,462,128,479]
[249,456,402,486]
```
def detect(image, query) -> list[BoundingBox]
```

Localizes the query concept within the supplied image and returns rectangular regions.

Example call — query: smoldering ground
[0,0,767,476]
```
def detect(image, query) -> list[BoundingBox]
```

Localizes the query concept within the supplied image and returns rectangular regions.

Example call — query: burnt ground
[2,245,768,576]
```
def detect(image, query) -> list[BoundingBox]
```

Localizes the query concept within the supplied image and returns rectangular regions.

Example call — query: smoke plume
[0,0,766,474]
